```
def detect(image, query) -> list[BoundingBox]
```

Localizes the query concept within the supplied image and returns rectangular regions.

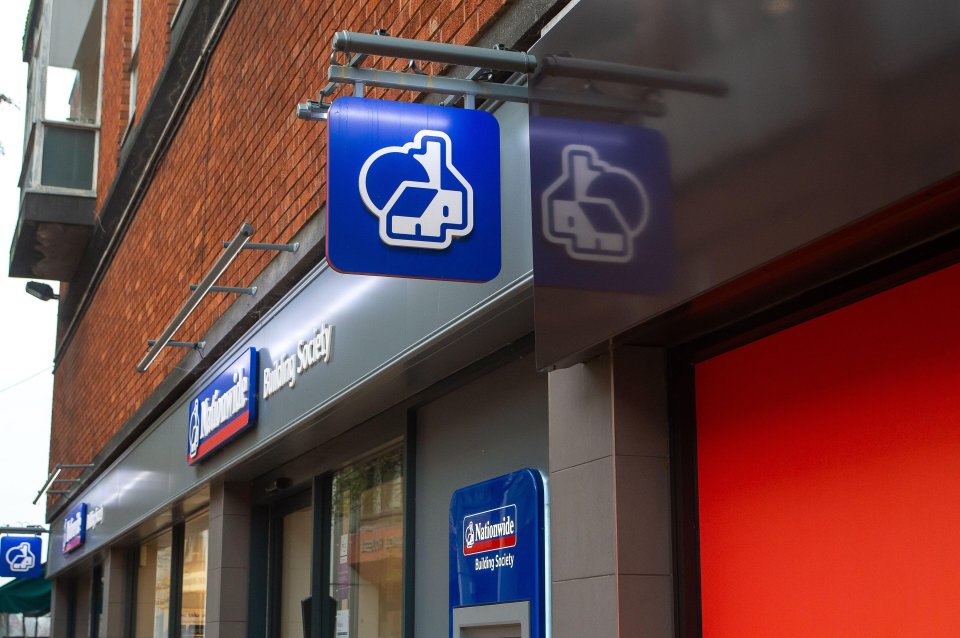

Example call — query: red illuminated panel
[696,262,960,637]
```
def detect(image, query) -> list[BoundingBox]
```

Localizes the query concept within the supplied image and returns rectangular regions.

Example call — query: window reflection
[181,515,209,637]
[281,507,312,638]
[330,448,404,638]
[135,531,172,638]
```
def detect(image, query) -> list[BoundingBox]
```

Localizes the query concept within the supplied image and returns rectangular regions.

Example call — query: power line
[0,366,52,395]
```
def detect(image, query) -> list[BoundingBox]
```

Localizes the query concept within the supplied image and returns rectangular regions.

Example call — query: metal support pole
[32,467,61,504]
[188,285,257,295]
[328,65,529,102]
[32,464,95,504]
[333,30,538,73]
[328,66,665,115]
[137,223,254,372]
[221,241,300,253]
[540,55,729,97]
[0,526,49,535]
[147,340,206,350]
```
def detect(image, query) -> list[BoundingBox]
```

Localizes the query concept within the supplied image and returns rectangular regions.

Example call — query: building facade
[10,0,960,636]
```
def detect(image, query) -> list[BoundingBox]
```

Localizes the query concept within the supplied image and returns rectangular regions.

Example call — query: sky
[0,0,58,568]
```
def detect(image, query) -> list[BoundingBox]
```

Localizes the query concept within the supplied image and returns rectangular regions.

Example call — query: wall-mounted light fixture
[25,281,59,301]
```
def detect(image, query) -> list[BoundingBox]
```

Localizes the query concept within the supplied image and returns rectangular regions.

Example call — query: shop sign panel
[187,347,258,465]
[0,536,42,578]
[450,469,546,637]
[327,97,501,282]
[530,116,674,293]
[62,503,87,554]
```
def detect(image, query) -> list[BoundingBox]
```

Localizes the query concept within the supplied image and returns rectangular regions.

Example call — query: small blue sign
[0,536,42,578]
[187,347,258,465]
[62,503,86,554]
[530,116,675,293]
[328,97,501,282]
[450,469,545,638]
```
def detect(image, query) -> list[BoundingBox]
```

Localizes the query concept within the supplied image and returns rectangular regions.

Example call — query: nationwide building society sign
[187,348,258,465]
[186,326,335,464]
[450,469,546,637]
[0,535,42,578]
[327,97,501,282]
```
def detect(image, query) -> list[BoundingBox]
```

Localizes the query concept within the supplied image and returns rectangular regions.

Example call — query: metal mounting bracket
[297,30,727,120]
[137,223,253,372]
[32,463,96,504]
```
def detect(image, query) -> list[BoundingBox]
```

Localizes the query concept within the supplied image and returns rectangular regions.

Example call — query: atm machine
[449,469,547,638]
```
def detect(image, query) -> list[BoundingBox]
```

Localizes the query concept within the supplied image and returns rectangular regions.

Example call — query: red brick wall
[94,0,130,210]
[50,0,512,484]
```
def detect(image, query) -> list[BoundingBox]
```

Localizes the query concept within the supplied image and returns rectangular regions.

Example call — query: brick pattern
[49,0,512,489]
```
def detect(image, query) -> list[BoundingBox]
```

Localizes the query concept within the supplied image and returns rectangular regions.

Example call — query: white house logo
[463,504,518,556]
[4,542,35,573]
[358,130,474,250]
[187,348,257,465]
[541,144,650,263]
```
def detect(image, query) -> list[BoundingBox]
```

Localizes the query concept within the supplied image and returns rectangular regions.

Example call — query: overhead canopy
[0,570,50,616]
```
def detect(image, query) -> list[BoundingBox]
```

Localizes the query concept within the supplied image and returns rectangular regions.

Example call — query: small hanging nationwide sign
[327,97,501,282]
[0,536,42,578]
[187,348,258,465]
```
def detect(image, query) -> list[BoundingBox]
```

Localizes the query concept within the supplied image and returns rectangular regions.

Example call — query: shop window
[90,564,105,638]
[135,531,173,638]
[279,505,312,638]
[181,514,209,637]
[330,448,404,638]
[132,512,209,638]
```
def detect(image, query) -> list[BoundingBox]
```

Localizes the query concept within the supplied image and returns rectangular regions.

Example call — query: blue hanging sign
[529,115,675,293]
[0,536,42,578]
[62,503,87,554]
[449,468,546,638]
[327,97,501,282]
[187,347,258,465]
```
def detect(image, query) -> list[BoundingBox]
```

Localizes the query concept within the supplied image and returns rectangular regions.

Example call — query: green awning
[0,571,50,616]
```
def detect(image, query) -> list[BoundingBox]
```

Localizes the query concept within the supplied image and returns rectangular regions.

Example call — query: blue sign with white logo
[450,469,546,637]
[0,536,42,578]
[328,97,501,282]
[187,347,258,465]
[62,502,86,554]
[530,116,674,293]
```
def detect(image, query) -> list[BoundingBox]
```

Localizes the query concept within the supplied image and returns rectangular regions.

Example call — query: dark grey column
[548,346,674,637]
[49,578,70,638]
[205,482,252,638]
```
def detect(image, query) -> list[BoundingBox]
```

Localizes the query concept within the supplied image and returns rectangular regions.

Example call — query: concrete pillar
[101,548,129,638]
[548,346,674,637]
[49,578,71,638]
[206,482,252,638]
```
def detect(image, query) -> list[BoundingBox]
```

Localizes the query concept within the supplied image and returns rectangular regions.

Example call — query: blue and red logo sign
[62,503,86,554]
[463,504,517,555]
[450,469,546,638]
[187,347,258,465]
